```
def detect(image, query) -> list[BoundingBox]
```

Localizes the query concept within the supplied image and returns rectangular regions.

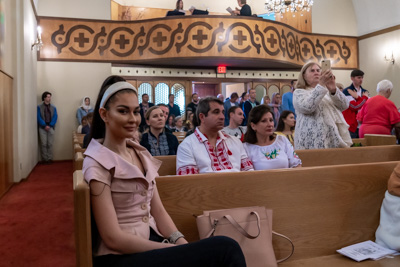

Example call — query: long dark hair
[89,76,137,142]
[275,110,295,132]
[244,105,275,144]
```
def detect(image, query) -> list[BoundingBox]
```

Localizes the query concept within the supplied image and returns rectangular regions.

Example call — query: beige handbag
[196,206,293,267]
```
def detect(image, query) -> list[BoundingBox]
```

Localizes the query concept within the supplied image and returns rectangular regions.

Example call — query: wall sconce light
[31,26,43,51]
[384,51,395,64]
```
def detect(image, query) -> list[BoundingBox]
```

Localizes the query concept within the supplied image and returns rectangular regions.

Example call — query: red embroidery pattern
[177,165,199,175]
[241,158,254,171]
[195,129,234,172]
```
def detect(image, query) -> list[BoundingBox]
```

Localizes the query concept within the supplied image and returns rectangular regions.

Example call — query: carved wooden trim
[38,15,358,69]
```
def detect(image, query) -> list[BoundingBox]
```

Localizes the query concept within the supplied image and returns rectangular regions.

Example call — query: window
[154,83,169,105]
[171,83,185,116]
[138,83,152,104]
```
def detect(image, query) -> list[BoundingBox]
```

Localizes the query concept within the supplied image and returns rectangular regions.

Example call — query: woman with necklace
[140,106,179,156]
[83,75,246,267]
[244,105,301,170]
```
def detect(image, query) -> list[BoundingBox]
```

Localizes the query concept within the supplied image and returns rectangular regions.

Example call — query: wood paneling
[275,9,312,33]
[38,16,358,69]
[0,71,13,198]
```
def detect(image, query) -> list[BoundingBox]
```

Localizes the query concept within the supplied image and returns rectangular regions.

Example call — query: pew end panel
[156,161,399,262]
[155,155,177,177]
[297,145,400,167]
[74,152,84,171]
[365,134,396,146]
[73,170,93,267]
[155,146,400,176]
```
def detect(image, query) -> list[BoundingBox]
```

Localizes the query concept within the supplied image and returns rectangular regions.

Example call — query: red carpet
[0,161,75,267]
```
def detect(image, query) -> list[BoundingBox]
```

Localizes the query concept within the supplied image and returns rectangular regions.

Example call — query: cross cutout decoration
[233,30,247,46]
[302,44,311,57]
[267,34,277,48]
[153,32,167,47]
[192,29,208,45]
[288,39,295,52]
[115,34,130,49]
[74,33,90,48]
[327,46,337,58]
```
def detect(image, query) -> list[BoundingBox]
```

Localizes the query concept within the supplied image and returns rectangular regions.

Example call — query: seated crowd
[78,63,400,174]
[80,74,400,266]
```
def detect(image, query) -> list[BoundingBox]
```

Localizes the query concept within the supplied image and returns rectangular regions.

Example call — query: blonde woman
[293,62,351,149]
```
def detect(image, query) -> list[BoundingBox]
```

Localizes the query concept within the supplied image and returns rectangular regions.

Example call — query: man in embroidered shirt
[176,97,253,175]
[342,69,369,138]
[223,106,247,141]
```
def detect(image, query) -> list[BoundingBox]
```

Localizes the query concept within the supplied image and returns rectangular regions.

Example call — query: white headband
[100,82,137,108]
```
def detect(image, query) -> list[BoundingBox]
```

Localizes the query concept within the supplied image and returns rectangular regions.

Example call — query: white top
[222,126,247,139]
[176,127,254,174]
[244,135,301,170]
[293,85,351,150]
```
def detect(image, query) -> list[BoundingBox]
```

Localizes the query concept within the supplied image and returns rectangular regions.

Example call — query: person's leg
[349,129,358,139]
[38,127,49,161]
[47,128,55,161]
[94,236,246,267]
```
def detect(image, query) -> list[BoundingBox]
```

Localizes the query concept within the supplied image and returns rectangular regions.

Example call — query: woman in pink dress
[357,80,400,138]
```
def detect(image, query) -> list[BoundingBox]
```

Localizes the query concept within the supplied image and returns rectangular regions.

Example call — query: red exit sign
[217,66,226,74]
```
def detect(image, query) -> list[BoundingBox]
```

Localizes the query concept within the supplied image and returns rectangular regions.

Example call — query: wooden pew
[73,171,92,267]
[364,134,396,146]
[74,163,400,267]
[155,145,400,176]
[74,152,84,171]
[76,133,85,146]
[172,131,186,143]
[156,161,400,265]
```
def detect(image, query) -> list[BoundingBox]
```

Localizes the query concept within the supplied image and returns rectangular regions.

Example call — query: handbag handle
[205,211,261,239]
[273,231,295,263]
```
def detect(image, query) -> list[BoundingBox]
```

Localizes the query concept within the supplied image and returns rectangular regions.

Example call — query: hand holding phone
[321,60,331,72]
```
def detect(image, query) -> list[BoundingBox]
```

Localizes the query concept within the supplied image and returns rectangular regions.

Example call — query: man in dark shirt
[233,0,252,16]
[37,91,58,163]
[139,93,154,132]
[168,94,181,117]
[186,93,199,115]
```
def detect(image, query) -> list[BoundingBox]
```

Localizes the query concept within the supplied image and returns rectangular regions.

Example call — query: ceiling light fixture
[265,0,314,17]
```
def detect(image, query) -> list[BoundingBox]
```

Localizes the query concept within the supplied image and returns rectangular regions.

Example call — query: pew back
[156,145,400,176]
[73,171,92,267]
[156,161,399,262]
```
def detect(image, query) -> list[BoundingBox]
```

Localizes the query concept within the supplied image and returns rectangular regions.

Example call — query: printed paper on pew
[337,240,398,262]
[226,7,234,15]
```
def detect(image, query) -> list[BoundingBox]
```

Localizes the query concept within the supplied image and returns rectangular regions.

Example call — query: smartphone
[321,60,331,72]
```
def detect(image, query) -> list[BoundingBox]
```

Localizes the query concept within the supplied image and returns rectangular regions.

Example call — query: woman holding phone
[83,75,246,267]
[293,61,351,149]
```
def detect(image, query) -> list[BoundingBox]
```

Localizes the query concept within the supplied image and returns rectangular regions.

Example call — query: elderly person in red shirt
[357,79,400,138]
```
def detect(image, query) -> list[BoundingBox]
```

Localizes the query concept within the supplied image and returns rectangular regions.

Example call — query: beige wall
[358,30,400,106]
[225,83,245,99]
[36,0,112,161]
[352,0,400,36]
[37,62,111,160]
[312,0,357,36]
[2,0,40,182]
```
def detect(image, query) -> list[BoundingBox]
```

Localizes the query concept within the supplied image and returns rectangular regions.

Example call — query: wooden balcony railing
[38,15,358,69]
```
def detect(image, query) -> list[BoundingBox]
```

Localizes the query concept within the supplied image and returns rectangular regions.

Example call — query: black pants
[93,234,246,267]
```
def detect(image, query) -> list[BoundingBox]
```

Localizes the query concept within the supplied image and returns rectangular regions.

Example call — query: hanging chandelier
[265,0,314,17]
